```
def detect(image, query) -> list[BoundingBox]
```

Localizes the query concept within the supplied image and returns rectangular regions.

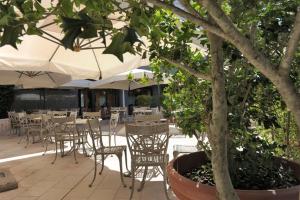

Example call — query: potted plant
[149,7,300,197]
[160,63,300,199]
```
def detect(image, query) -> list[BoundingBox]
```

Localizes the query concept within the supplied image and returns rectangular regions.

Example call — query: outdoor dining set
[6,108,170,200]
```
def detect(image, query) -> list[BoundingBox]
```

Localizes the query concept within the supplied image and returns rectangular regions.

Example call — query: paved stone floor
[0,122,197,200]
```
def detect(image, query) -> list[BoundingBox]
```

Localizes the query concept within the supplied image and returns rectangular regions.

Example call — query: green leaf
[0,15,9,26]
[142,51,147,59]
[34,1,45,14]
[27,25,42,35]
[61,27,81,50]
[79,24,97,38]
[0,25,23,48]
[103,32,126,61]
[61,0,73,17]
[124,27,141,45]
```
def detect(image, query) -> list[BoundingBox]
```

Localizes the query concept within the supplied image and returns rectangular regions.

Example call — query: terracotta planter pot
[167,151,300,200]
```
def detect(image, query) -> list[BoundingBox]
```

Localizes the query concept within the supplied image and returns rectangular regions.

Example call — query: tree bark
[208,31,239,200]
[271,74,300,141]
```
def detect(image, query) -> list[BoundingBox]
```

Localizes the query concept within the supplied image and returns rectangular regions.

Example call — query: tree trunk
[269,74,300,143]
[208,32,239,200]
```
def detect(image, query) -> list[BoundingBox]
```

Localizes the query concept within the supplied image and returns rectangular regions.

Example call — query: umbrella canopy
[0,6,148,88]
[90,69,167,90]
[59,79,93,89]
[0,71,71,89]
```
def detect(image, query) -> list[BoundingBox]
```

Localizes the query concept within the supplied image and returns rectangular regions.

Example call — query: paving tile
[0,125,193,200]
[37,188,68,200]
[88,189,117,200]
[20,181,57,197]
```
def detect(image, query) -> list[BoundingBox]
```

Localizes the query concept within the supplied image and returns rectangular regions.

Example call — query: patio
[0,120,196,200]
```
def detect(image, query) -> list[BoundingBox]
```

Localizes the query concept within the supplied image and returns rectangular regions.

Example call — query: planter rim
[167,151,300,193]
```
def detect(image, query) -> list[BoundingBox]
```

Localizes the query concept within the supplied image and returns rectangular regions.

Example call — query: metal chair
[83,112,101,119]
[8,111,16,134]
[109,112,119,146]
[134,114,163,123]
[87,118,129,188]
[125,122,170,200]
[24,114,47,148]
[42,115,55,155]
[50,116,79,164]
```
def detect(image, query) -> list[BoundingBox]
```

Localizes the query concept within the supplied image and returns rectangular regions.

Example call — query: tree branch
[145,0,230,40]
[179,0,201,17]
[279,7,300,74]
[197,0,279,78]
[162,57,212,81]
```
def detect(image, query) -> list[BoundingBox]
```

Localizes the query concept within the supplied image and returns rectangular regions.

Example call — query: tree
[1,1,300,199]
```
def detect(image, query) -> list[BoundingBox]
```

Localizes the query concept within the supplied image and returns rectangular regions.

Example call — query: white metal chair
[125,122,170,200]
[82,111,100,119]
[87,118,129,187]
[109,112,119,146]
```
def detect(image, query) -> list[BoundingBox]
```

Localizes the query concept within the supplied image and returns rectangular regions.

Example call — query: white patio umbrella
[89,69,168,90]
[0,5,148,88]
[59,79,93,89]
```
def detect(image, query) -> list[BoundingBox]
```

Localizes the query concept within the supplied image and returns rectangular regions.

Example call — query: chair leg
[117,154,126,187]
[89,154,98,187]
[43,136,48,156]
[25,132,30,148]
[124,149,129,172]
[73,140,78,164]
[17,133,25,144]
[109,133,111,147]
[114,132,117,146]
[51,141,58,164]
[99,154,105,175]
[129,163,135,200]
[138,166,148,192]
[60,142,64,157]
[161,165,170,200]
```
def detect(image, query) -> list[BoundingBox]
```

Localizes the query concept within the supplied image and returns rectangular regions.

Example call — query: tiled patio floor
[0,122,197,200]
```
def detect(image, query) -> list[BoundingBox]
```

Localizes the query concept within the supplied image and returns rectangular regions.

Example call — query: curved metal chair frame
[49,116,79,164]
[109,112,119,146]
[134,114,162,123]
[83,112,101,119]
[24,114,47,148]
[125,122,170,200]
[87,118,129,188]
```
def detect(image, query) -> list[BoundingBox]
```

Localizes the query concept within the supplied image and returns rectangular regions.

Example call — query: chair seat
[56,134,81,141]
[96,145,126,154]
[133,154,167,166]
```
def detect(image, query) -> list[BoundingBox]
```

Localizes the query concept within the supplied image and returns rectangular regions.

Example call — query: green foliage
[136,95,151,106]
[103,28,142,61]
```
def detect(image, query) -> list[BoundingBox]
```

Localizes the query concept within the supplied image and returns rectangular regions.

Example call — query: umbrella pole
[122,90,126,107]
[157,83,161,111]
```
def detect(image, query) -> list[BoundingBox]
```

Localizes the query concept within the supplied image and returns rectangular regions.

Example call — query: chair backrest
[83,112,100,119]
[68,111,77,118]
[48,116,68,134]
[88,118,104,150]
[26,114,43,128]
[51,111,68,117]
[151,107,159,114]
[134,114,162,123]
[110,112,119,125]
[125,122,169,160]
[110,107,119,112]
[8,111,16,123]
